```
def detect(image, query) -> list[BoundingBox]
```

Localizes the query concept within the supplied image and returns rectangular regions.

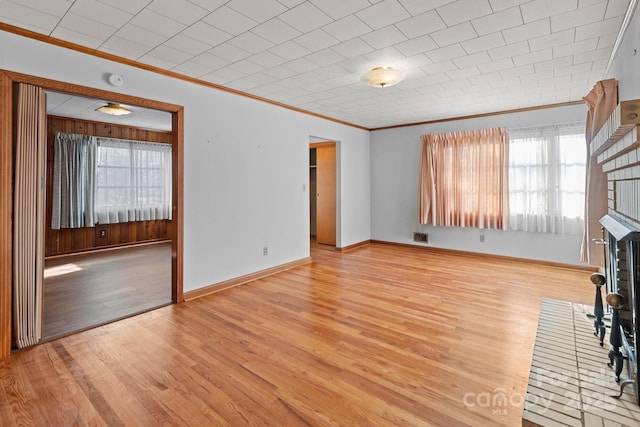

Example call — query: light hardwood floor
[1,242,594,426]
[43,242,172,339]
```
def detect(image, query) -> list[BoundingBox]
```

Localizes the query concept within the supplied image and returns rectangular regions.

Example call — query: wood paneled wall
[45,116,173,257]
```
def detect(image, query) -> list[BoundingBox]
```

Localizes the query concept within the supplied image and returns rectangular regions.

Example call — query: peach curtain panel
[419,128,509,230]
[580,78,617,268]
[13,83,46,348]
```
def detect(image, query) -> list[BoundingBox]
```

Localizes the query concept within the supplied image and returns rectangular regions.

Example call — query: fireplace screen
[601,214,640,404]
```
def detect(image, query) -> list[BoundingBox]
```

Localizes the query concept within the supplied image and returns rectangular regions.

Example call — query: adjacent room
[1,1,640,426]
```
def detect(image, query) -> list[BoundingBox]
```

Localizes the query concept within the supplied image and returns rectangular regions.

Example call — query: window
[94,138,172,224]
[419,128,509,229]
[508,123,586,234]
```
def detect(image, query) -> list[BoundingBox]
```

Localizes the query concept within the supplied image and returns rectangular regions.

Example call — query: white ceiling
[1,0,634,129]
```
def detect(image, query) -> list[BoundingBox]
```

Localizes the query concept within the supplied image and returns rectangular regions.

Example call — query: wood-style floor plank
[43,242,172,339]
[1,242,594,426]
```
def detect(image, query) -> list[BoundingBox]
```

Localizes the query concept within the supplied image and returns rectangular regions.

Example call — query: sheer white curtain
[95,138,172,224]
[51,132,96,229]
[508,123,586,235]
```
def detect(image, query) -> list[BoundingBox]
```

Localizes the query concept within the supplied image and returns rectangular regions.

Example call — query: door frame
[0,69,185,358]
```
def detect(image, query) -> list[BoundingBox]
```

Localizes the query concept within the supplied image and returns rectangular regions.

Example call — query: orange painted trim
[0,71,13,358]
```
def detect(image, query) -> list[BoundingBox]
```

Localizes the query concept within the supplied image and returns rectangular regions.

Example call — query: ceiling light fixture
[362,66,405,88]
[96,102,132,116]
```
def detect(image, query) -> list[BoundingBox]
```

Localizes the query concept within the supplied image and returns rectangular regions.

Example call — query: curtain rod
[508,121,585,133]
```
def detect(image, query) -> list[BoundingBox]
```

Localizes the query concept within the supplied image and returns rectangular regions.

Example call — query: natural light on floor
[44,263,82,278]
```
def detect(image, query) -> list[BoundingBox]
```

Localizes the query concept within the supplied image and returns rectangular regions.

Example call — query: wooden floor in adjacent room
[1,242,594,426]
[43,241,172,339]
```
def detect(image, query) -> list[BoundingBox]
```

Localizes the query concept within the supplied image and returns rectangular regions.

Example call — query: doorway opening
[42,91,175,339]
[309,141,336,248]
[0,70,184,357]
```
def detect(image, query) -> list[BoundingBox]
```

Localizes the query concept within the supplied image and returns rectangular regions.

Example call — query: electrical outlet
[263,246,268,256]
[99,229,107,238]
[480,234,485,242]
[413,232,428,243]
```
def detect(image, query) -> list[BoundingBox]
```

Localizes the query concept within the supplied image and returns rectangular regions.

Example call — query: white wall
[607,2,640,100]
[370,104,590,266]
[0,31,371,292]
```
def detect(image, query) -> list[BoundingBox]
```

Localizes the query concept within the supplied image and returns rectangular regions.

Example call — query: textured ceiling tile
[130,9,186,38]
[550,2,606,32]
[293,28,339,51]
[575,16,623,40]
[520,0,577,23]
[181,21,232,46]
[190,51,231,70]
[436,0,492,26]
[395,11,446,39]
[148,0,208,26]
[330,38,375,58]
[355,0,411,30]
[100,35,151,59]
[471,6,523,36]
[227,0,286,22]
[97,0,150,15]
[183,0,228,12]
[528,28,575,51]
[306,48,346,66]
[113,23,165,48]
[0,1,62,33]
[360,25,408,50]
[164,34,212,56]
[425,44,467,63]
[13,0,72,16]
[50,25,105,48]
[309,0,370,20]
[431,22,478,47]
[248,50,288,68]
[452,50,492,68]
[461,32,505,54]
[512,48,552,66]
[487,40,529,60]
[70,0,132,28]
[605,0,633,18]
[501,18,550,44]
[201,5,258,36]
[251,18,301,44]
[322,15,372,42]
[395,34,438,56]
[447,65,480,79]
[58,12,117,40]
[552,37,598,57]
[227,32,275,54]
[488,0,530,11]
[398,0,455,15]
[208,43,252,62]
[269,40,312,60]
[279,2,332,32]
[171,60,212,77]
[477,57,515,73]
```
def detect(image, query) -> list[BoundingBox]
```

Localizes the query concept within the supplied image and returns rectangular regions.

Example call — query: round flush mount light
[107,74,124,87]
[96,103,132,116]
[361,66,405,88]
